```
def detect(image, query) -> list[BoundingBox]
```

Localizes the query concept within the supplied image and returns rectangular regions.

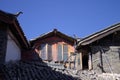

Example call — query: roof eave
[30,29,76,45]
[0,10,30,49]
[76,23,120,49]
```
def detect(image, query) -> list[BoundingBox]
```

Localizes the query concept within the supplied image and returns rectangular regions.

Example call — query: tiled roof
[76,23,120,48]
[1,60,80,80]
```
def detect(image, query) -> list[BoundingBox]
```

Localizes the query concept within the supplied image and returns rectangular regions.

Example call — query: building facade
[76,23,120,73]
[0,10,29,65]
[30,29,76,68]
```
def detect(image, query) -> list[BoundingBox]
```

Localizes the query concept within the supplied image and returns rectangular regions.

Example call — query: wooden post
[75,54,78,69]
[76,52,83,70]
[88,52,92,70]
[80,52,83,70]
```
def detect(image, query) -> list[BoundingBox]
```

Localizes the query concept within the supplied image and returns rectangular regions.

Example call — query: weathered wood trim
[88,52,92,70]
[77,23,120,46]
[79,52,83,70]
[76,52,83,70]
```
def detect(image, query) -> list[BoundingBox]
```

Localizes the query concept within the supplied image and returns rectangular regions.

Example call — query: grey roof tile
[1,60,80,80]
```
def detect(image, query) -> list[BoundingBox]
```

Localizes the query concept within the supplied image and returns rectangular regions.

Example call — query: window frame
[40,43,52,61]
[57,43,68,61]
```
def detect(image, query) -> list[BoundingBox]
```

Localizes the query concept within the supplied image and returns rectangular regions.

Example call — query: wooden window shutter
[57,44,62,61]
[47,44,52,61]
[40,44,47,60]
[63,44,68,61]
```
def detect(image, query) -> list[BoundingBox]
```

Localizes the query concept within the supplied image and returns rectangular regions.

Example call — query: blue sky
[0,0,120,40]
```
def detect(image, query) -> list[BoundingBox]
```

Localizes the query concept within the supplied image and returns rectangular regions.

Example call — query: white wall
[5,35,21,62]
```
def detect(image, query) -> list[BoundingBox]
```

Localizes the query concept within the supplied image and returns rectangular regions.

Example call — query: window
[63,44,68,60]
[41,44,47,60]
[57,44,62,61]
[47,44,52,60]
[40,43,52,60]
[57,44,68,61]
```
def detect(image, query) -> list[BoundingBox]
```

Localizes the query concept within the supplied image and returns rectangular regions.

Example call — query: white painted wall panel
[5,35,21,62]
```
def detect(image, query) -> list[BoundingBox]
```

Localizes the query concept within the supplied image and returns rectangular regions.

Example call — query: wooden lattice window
[40,43,52,60]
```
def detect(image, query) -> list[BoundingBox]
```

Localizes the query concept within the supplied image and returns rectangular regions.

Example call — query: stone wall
[91,32,120,73]
[91,46,120,74]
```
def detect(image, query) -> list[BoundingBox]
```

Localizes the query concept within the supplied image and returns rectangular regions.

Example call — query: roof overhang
[30,29,76,46]
[76,23,120,49]
[0,10,29,49]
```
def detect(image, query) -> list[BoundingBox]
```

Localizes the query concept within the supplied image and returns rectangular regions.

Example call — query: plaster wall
[5,34,21,62]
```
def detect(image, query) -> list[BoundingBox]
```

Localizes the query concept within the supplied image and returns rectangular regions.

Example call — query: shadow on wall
[118,48,120,60]
[91,46,110,73]
[0,59,80,80]
[92,44,120,73]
